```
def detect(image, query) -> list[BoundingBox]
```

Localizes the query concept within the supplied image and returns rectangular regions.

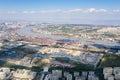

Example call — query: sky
[0,0,120,24]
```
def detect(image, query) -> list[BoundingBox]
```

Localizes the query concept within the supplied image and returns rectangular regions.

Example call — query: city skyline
[0,0,120,25]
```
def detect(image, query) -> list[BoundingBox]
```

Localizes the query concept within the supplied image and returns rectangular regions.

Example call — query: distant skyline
[0,0,120,25]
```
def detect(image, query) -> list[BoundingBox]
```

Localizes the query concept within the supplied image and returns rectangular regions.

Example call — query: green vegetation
[72,62,95,71]
[17,47,37,54]
[55,57,70,63]
[54,57,95,72]
[50,64,94,72]
[99,54,120,67]
[31,66,43,72]
[104,32,117,38]
[0,60,43,72]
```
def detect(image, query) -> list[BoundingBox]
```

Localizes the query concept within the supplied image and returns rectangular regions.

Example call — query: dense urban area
[0,22,120,80]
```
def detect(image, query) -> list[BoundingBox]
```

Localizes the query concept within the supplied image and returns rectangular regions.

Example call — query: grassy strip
[0,60,43,72]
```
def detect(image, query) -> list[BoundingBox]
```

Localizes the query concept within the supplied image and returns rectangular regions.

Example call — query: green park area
[98,54,120,68]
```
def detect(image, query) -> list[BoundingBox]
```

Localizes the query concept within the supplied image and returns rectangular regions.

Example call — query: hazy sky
[0,0,120,24]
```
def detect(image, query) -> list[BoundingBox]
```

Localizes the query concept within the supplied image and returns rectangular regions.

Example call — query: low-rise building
[88,71,95,75]
[75,76,86,80]
[0,67,11,80]
[74,72,79,77]
[113,67,120,80]
[66,73,72,80]
[107,75,114,80]
[88,75,99,80]
[64,71,69,77]
[52,70,62,78]
[81,71,88,77]
[103,67,113,79]
[50,75,59,80]
[12,69,36,80]
[88,71,99,80]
